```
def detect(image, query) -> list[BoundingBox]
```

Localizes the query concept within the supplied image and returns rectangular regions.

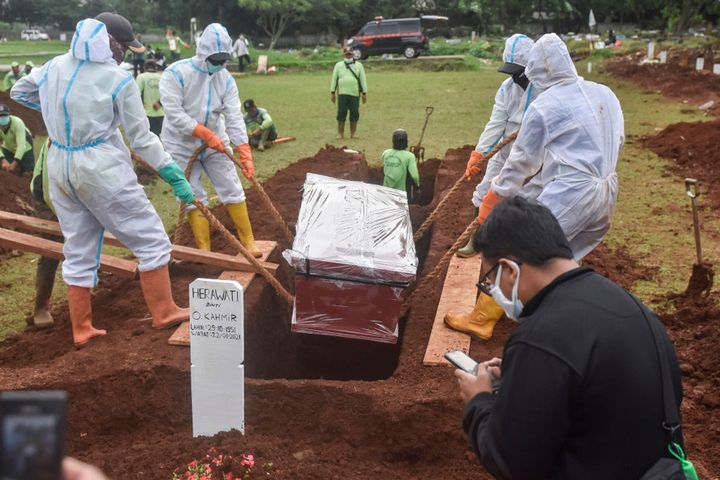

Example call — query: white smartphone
[444,350,479,375]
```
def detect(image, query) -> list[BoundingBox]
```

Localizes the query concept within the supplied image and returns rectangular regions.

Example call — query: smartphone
[444,350,479,375]
[0,390,67,480]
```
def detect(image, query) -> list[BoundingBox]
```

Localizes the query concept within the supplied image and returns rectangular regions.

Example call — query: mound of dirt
[605,53,720,115]
[0,90,46,136]
[0,170,36,216]
[642,119,720,213]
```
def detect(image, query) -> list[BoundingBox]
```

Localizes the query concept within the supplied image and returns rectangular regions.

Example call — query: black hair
[392,129,408,150]
[473,196,573,266]
[243,99,256,110]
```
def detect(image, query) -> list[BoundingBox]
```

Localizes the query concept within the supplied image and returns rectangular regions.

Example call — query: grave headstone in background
[659,51,667,64]
[696,58,705,71]
[648,42,655,60]
[190,278,244,437]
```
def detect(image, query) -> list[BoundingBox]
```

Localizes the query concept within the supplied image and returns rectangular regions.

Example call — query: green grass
[0,40,70,65]
[1,57,718,339]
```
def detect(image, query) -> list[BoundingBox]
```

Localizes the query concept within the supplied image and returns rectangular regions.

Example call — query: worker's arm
[476,81,510,154]
[407,152,420,187]
[221,75,249,146]
[114,74,172,171]
[9,64,45,111]
[464,343,574,480]
[135,74,145,103]
[259,110,273,130]
[358,63,367,94]
[330,63,340,94]
[10,118,28,160]
[159,67,197,136]
[491,103,547,198]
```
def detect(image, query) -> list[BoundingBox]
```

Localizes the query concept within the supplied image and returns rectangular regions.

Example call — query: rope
[401,218,477,317]
[193,200,295,306]
[412,130,518,243]
[171,144,205,244]
[132,147,295,306]
[222,149,295,245]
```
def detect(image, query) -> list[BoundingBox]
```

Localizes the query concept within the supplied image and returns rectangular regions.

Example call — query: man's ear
[498,258,519,283]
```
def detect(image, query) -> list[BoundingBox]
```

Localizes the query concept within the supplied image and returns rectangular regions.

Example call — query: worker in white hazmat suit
[448,33,624,339]
[11,13,195,348]
[457,34,539,260]
[160,23,261,257]
[445,34,539,341]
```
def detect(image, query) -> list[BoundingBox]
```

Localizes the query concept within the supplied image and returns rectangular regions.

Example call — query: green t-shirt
[330,60,367,97]
[244,107,274,131]
[382,149,419,191]
[0,115,32,159]
[31,139,54,212]
[2,71,22,92]
[136,71,164,117]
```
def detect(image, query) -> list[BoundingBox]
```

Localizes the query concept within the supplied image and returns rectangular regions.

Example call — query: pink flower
[240,453,255,468]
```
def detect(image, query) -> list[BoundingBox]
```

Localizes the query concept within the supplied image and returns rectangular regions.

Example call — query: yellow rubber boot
[444,293,505,341]
[187,209,211,251]
[226,202,262,258]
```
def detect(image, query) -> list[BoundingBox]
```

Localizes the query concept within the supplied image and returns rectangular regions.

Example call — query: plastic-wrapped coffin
[283,174,418,343]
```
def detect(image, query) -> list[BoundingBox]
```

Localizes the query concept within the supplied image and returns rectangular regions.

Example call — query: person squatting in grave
[381,128,419,202]
[454,196,690,479]
[11,13,195,347]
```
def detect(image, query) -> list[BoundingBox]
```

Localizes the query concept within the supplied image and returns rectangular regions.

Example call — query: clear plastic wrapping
[283,174,418,343]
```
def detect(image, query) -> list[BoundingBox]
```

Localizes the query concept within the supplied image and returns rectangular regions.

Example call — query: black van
[348,16,447,60]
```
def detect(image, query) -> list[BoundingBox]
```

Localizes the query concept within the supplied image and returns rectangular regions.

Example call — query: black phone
[444,350,479,375]
[0,390,67,480]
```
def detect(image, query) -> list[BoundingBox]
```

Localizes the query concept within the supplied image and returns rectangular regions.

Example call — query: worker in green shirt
[330,47,367,140]
[382,129,419,201]
[0,103,34,175]
[243,99,277,151]
[135,60,164,135]
[29,139,60,329]
[2,61,22,91]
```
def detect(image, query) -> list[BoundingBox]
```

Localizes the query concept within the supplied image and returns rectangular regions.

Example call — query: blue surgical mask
[344,57,354,64]
[488,262,524,321]
[206,60,225,74]
[0,116,9,126]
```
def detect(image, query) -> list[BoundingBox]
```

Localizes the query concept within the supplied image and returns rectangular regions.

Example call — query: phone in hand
[0,390,68,480]
[444,350,479,375]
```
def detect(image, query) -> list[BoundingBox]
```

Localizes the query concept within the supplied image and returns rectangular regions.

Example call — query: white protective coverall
[472,34,539,207]
[11,19,175,287]
[160,24,248,209]
[491,33,624,260]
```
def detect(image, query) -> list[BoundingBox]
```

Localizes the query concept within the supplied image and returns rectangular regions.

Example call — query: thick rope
[193,200,295,306]
[401,218,477,317]
[171,144,206,244]
[412,130,518,243]
[222,149,295,245]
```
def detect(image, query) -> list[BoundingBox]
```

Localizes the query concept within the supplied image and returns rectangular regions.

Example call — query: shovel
[410,106,434,163]
[684,178,714,296]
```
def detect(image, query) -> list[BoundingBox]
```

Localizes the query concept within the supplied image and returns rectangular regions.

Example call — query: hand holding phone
[445,350,502,393]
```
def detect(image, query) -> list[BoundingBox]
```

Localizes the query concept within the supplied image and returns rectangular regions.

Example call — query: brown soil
[1,144,716,478]
[642,118,720,215]
[605,52,720,115]
[0,89,47,136]
[0,170,36,216]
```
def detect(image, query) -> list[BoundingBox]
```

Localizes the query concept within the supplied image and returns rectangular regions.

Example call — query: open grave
[0,143,718,478]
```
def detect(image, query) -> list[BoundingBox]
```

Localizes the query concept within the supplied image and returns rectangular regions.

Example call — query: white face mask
[488,261,524,321]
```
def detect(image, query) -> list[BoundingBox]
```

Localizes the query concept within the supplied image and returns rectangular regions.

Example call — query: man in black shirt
[455,196,684,480]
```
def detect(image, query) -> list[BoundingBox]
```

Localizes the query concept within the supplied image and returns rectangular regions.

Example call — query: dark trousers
[337,94,360,122]
[148,116,164,136]
[238,54,252,72]
[133,59,145,77]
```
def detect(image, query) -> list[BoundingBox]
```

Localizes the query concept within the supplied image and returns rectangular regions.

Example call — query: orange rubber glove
[465,150,484,181]
[477,189,503,225]
[236,144,255,179]
[192,124,226,153]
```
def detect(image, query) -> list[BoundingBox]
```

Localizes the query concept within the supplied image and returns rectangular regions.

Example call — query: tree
[236,0,312,49]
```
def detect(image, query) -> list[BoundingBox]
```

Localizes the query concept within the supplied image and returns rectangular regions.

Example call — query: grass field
[0,58,717,339]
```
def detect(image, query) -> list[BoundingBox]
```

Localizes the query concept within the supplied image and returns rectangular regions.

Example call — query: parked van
[21,29,49,41]
[348,16,447,60]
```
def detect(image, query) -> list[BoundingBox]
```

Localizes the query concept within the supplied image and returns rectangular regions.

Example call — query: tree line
[2,0,718,48]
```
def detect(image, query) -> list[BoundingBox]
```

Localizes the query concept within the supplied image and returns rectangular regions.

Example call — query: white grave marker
[587,62,592,73]
[696,57,704,71]
[647,42,655,60]
[659,51,667,64]
[190,279,244,437]
[714,64,720,75]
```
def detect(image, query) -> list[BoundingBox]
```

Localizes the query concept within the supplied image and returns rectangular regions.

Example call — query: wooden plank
[168,240,277,346]
[270,136,296,145]
[171,244,278,275]
[0,210,124,248]
[422,254,482,366]
[0,227,137,278]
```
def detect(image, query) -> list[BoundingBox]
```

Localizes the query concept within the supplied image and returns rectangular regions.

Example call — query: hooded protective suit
[491,33,624,260]
[160,23,249,208]
[11,19,179,287]
[472,34,540,206]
